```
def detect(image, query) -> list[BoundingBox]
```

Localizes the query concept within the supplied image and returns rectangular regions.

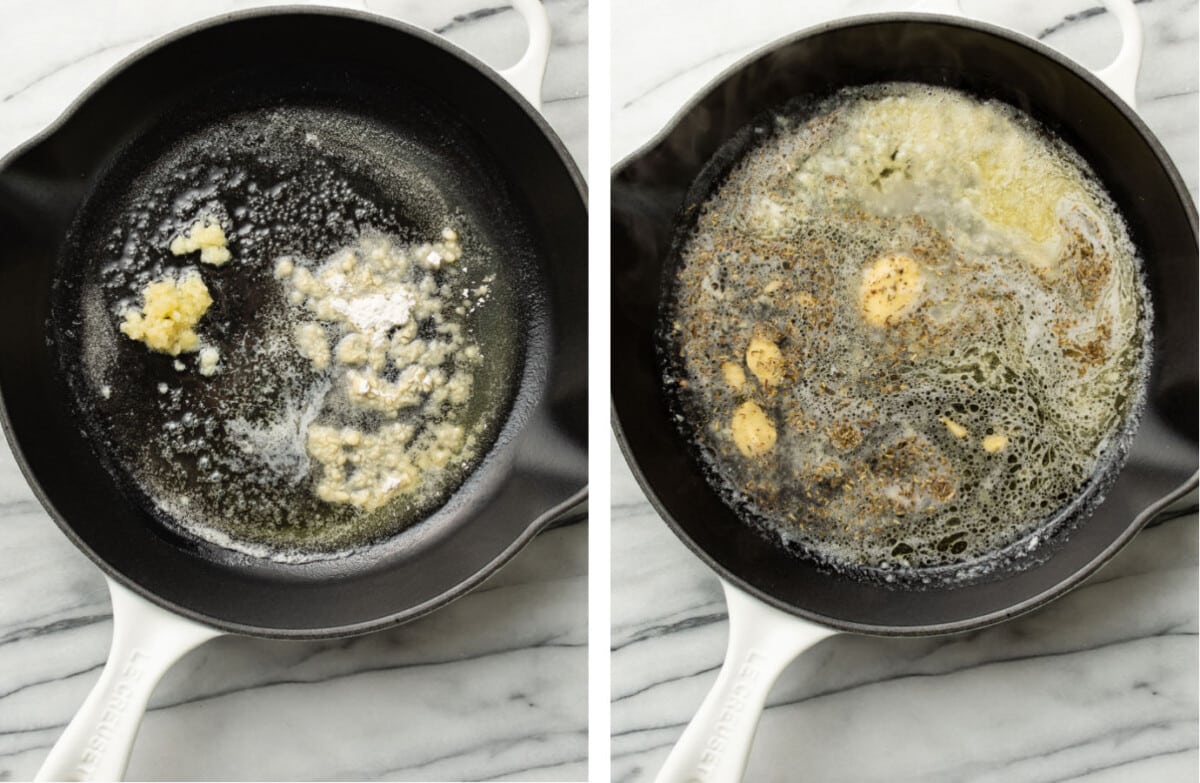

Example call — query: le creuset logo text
[73,648,151,780]
[690,648,766,782]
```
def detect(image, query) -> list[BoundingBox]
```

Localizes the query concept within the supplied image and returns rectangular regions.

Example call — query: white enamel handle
[497,0,552,111]
[911,0,1143,109]
[35,578,222,782]
[654,580,836,783]
[1092,0,1142,110]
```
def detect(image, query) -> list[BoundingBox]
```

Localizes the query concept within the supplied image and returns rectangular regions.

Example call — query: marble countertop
[611,1,1198,781]
[0,1,587,781]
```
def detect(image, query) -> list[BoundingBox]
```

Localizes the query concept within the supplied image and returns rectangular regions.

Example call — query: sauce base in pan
[662,83,1150,585]
[54,103,521,561]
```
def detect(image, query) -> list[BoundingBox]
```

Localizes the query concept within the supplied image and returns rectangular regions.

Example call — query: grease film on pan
[660,83,1151,586]
[54,100,522,561]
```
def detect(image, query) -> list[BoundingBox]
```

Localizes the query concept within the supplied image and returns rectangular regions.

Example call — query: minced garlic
[745,336,785,387]
[982,433,1010,453]
[941,417,969,439]
[119,272,212,355]
[305,420,467,511]
[731,400,776,457]
[721,361,746,391]
[276,230,483,511]
[859,254,924,327]
[294,322,331,370]
[170,215,232,266]
[198,346,220,377]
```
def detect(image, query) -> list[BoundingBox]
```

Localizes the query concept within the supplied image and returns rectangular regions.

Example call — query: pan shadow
[128,519,587,781]
[743,510,1198,782]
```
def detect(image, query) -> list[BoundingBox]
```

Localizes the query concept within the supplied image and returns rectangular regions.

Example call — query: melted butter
[666,83,1149,576]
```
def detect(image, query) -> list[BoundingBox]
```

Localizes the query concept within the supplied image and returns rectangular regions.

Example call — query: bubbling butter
[665,83,1148,578]
[276,231,482,512]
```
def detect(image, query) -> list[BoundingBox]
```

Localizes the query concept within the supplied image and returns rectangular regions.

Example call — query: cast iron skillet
[612,2,1196,780]
[0,3,585,780]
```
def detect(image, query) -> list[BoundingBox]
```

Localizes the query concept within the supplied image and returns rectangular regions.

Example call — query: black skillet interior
[612,15,1198,635]
[0,9,587,637]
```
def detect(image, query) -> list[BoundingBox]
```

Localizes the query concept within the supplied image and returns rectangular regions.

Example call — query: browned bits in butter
[828,420,863,451]
[664,83,1146,574]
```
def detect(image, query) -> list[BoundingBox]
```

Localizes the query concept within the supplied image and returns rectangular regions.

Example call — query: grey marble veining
[611,1,1198,781]
[0,1,587,781]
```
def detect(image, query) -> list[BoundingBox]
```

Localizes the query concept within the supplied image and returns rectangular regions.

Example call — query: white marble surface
[0,1,587,781]
[611,1,1198,781]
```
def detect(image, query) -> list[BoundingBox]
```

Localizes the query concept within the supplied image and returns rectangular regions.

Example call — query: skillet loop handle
[910,0,1143,110]
[1092,0,1143,110]
[654,581,836,783]
[35,578,221,782]
[498,0,552,111]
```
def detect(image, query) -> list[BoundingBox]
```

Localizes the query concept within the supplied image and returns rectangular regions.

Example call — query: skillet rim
[0,5,589,639]
[610,11,1199,637]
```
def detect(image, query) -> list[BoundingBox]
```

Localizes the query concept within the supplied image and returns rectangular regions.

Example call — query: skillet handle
[654,580,836,783]
[497,0,552,111]
[1092,0,1143,110]
[34,578,222,782]
[911,0,1143,110]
